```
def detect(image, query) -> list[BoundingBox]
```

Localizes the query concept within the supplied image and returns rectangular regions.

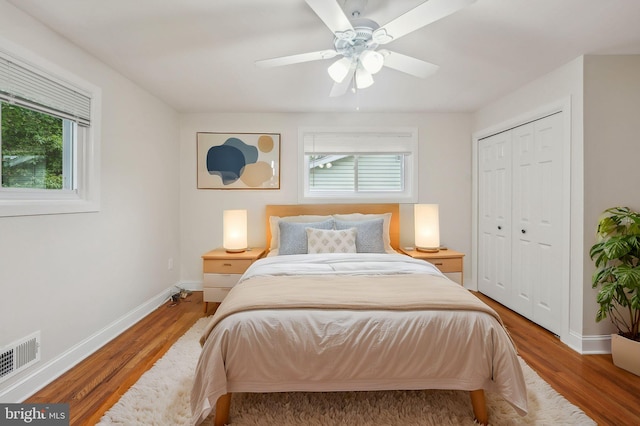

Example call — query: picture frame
[197,132,280,189]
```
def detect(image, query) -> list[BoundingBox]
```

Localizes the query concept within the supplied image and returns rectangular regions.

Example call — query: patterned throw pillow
[306,227,357,254]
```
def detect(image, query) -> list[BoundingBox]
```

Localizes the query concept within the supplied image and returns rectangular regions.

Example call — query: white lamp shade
[415,204,440,251]
[328,57,353,83]
[223,209,247,252]
[355,66,374,89]
[360,50,384,74]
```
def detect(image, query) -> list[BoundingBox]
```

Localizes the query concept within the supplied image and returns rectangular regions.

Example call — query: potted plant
[589,206,640,376]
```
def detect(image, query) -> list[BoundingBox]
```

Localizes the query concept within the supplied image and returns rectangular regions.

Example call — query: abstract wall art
[197,132,280,189]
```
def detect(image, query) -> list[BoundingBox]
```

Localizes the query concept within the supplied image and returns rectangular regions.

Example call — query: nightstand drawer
[426,257,463,273]
[203,273,240,288]
[203,259,253,274]
[203,287,231,303]
[201,248,266,312]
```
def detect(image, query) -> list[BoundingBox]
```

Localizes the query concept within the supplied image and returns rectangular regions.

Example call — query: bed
[191,204,527,425]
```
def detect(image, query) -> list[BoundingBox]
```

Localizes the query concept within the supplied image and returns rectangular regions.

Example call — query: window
[0,44,100,217]
[1,104,74,190]
[308,154,404,192]
[299,128,418,202]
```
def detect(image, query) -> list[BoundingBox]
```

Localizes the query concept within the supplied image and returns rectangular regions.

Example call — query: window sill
[0,197,100,217]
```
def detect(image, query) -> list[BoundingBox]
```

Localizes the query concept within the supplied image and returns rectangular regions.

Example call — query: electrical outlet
[168,258,174,271]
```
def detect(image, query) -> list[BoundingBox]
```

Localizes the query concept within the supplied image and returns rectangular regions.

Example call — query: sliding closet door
[511,112,563,334]
[477,131,512,306]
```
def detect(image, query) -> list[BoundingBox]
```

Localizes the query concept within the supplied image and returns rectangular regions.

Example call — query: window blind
[357,154,403,191]
[309,156,355,191]
[303,130,414,155]
[300,127,416,200]
[308,154,404,192]
[0,53,91,126]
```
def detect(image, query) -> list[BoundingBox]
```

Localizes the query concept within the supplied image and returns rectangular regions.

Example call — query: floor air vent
[0,331,40,384]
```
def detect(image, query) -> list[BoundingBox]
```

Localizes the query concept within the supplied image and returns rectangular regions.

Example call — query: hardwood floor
[26,292,204,425]
[27,291,639,425]
[475,292,640,426]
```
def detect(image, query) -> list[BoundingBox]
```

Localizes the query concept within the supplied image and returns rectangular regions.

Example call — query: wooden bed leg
[469,389,488,425]
[214,393,231,426]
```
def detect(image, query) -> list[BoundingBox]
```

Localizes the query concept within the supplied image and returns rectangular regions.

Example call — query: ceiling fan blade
[255,50,338,68]
[379,50,439,78]
[329,66,355,97]
[374,0,476,44]
[305,0,355,38]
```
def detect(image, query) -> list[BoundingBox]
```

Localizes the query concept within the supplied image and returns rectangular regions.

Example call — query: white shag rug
[97,317,595,426]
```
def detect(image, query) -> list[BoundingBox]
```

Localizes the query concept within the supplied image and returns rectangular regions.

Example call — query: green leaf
[614,265,640,289]
[597,216,618,236]
[631,293,640,310]
[592,267,614,287]
[589,242,604,260]
[595,307,608,323]
[603,237,631,259]
[596,282,617,305]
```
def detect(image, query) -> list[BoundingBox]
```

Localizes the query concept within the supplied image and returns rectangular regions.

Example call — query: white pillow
[307,228,357,254]
[332,213,393,252]
[269,215,332,250]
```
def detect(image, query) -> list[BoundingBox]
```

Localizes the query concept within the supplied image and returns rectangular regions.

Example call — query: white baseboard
[563,330,611,354]
[562,329,584,353]
[178,280,203,291]
[0,284,177,403]
[579,333,612,354]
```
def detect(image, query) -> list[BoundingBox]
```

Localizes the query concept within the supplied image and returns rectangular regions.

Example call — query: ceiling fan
[255,0,476,97]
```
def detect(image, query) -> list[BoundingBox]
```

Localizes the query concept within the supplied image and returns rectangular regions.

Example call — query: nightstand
[401,248,465,285]
[202,247,266,313]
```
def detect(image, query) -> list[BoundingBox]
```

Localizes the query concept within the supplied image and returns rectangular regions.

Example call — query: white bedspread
[191,253,528,425]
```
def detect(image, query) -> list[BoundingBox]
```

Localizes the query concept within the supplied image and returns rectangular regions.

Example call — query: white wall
[179,112,472,285]
[583,55,640,336]
[0,0,180,400]
[472,57,587,351]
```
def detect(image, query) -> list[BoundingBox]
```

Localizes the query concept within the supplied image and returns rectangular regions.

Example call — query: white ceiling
[9,0,640,113]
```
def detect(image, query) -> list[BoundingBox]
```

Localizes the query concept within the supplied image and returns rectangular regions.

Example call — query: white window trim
[0,37,101,217]
[298,127,418,203]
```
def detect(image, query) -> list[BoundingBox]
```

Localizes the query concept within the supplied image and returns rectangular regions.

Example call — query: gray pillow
[335,218,385,253]
[278,219,335,255]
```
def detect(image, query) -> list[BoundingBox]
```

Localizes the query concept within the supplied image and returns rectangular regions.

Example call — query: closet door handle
[521,229,526,234]
[497,226,502,230]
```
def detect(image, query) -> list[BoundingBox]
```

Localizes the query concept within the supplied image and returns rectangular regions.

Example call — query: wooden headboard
[265,204,400,251]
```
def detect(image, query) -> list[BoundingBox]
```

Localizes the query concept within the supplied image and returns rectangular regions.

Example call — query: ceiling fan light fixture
[257,0,473,97]
[355,66,374,89]
[328,57,353,83]
[360,50,384,74]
